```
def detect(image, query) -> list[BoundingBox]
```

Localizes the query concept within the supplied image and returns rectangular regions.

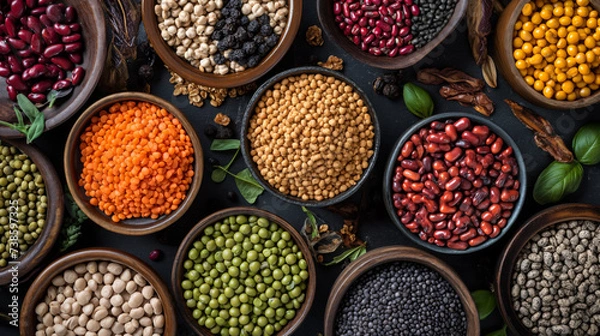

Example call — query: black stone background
[1,1,600,335]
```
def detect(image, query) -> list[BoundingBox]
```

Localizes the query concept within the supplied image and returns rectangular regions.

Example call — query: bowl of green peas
[171,207,316,336]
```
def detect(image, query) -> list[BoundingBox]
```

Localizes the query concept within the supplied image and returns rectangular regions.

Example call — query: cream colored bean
[63,270,78,284]
[52,276,66,287]
[74,263,87,275]
[76,290,91,306]
[63,286,74,298]
[77,314,88,327]
[111,322,125,334]
[139,317,152,327]
[122,302,132,313]
[103,273,115,285]
[124,319,139,334]
[129,307,144,320]
[100,285,113,299]
[49,301,60,315]
[110,306,122,317]
[98,262,108,274]
[42,312,53,327]
[93,306,108,320]
[86,262,97,274]
[86,320,100,332]
[150,298,162,314]
[143,326,154,336]
[128,292,144,308]
[110,294,124,307]
[100,316,115,329]
[60,301,72,314]
[73,326,86,336]
[53,323,67,336]
[97,329,111,336]
[118,312,131,324]
[74,278,86,292]
[143,303,153,316]
[126,281,137,294]
[92,273,102,285]
[82,303,94,316]
[71,302,81,315]
[112,278,125,294]
[36,302,48,316]
[152,315,164,329]
[141,286,154,300]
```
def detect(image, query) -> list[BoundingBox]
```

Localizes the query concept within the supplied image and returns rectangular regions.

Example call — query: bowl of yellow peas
[495,0,600,109]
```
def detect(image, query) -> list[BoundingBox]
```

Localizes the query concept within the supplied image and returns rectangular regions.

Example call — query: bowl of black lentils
[0,138,64,285]
[324,246,479,335]
[496,203,600,335]
[316,0,468,69]
[171,206,316,336]
[142,0,302,87]
[241,66,380,207]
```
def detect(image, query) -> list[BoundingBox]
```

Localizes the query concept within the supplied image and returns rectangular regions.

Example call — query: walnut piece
[214,113,231,126]
[306,25,324,47]
[318,55,343,70]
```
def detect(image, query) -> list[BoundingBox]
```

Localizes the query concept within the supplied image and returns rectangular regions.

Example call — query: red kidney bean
[7,74,27,90]
[26,0,37,8]
[26,16,42,33]
[43,43,64,57]
[0,65,10,77]
[5,17,18,38]
[51,78,70,90]
[68,23,80,32]
[61,33,80,43]
[500,189,519,202]
[453,118,471,131]
[31,78,53,92]
[27,92,46,103]
[468,236,486,247]
[447,241,468,250]
[0,40,10,54]
[39,14,53,27]
[11,0,26,19]
[6,85,17,100]
[433,229,451,240]
[7,37,25,49]
[49,56,72,70]
[480,221,493,235]
[53,23,70,35]
[71,66,84,85]
[46,4,65,23]
[17,29,32,43]
[7,55,23,73]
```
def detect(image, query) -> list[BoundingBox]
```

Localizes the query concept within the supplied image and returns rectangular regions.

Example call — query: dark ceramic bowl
[495,203,600,335]
[240,66,380,207]
[383,112,527,254]
[323,246,480,335]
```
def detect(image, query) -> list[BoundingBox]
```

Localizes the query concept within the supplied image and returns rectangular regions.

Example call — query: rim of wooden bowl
[19,247,177,335]
[240,66,381,207]
[495,0,600,109]
[63,92,203,235]
[0,0,106,137]
[171,206,317,336]
[316,0,468,69]
[0,138,64,285]
[382,112,527,254]
[141,0,303,88]
[323,246,480,336]
[495,203,600,335]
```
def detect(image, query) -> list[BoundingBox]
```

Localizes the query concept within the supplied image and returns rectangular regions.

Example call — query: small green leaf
[0,120,24,132]
[26,115,45,143]
[210,139,241,151]
[301,206,319,239]
[471,289,497,320]
[533,161,583,205]
[13,106,24,126]
[211,168,227,183]
[47,90,59,108]
[234,168,264,204]
[573,122,600,165]
[403,83,434,119]
[17,93,40,122]
[349,245,366,262]
[324,245,367,266]
[485,325,508,336]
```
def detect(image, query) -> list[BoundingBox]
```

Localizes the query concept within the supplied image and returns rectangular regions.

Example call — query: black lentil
[411,0,458,49]
[335,262,467,336]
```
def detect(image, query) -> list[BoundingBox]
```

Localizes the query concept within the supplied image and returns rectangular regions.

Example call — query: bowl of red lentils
[383,113,527,254]
[241,66,380,207]
[495,0,600,109]
[64,92,203,235]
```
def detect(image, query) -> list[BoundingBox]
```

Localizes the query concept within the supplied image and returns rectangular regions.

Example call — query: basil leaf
[533,161,583,205]
[573,123,600,165]
[349,245,366,262]
[17,93,40,122]
[13,106,24,126]
[403,83,434,119]
[210,139,241,151]
[26,115,45,143]
[234,168,264,204]
[485,325,508,336]
[471,290,496,320]
[211,168,227,183]
[47,90,59,108]
[0,120,23,132]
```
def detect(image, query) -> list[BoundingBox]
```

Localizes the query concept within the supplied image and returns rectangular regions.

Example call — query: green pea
[277,239,287,249]
[193,241,204,250]
[240,303,252,315]
[258,228,269,239]
[285,254,297,265]
[250,234,260,244]
[220,272,231,283]
[205,316,216,328]
[182,280,193,290]
[230,295,241,307]
[233,232,244,242]
[257,316,268,327]
[257,217,269,227]
[186,299,197,308]
[222,248,233,261]
[193,309,202,319]
[239,261,249,272]
[235,215,247,224]
[242,240,253,251]
[206,240,217,251]
[184,290,193,300]
[239,314,250,325]
[281,231,291,241]
[264,324,275,335]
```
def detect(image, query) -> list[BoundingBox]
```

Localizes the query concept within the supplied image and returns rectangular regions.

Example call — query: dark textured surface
[1,1,600,335]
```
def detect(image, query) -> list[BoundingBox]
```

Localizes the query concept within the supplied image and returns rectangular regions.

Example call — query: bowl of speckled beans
[323,246,479,336]
[496,203,600,336]
[142,0,302,87]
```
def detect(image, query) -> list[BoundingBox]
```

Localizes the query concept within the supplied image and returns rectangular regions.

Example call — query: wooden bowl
[495,203,600,335]
[240,66,381,207]
[0,138,63,285]
[382,112,527,254]
[495,0,600,109]
[141,0,302,88]
[323,246,479,335]
[20,247,177,335]
[0,0,106,137]
[317,0,468,69]
[171,207,316,336]
[63,92,203,235]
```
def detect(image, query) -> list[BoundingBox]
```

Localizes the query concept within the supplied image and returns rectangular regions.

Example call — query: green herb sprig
[0,94,47,143]
[59,192,88,252]
[533,122,600,204]
[301,206,319,239]
[210,139,264,204]
[471,289,507,336]
[323,244,366,266]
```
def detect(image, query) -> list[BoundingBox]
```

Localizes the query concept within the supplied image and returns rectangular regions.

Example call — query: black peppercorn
[247,55,261,68]
[257,14,270,25]
[265,35,278,48]
[260,24,273,36]
[257,44,271,56]
[247,20,260,34]
[213,53,226,65]
[204,125,217,138]
[240,16,249,26]
[229,49,245,62]
[234,27,248,41]
[226,191,238,202]
[382,83,401,99]
[211,30,224,41]
[242,42,257,55]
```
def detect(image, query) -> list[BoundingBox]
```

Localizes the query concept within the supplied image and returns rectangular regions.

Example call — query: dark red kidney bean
[401,159,419,170]
[64,6,76,22]
[468,236,487,247]
[52,79,71,90]
[7,37,26,50]
[56,68,65,79]
[26,0,37,8]
[333,2,342,14]
[30,6,47,15]
[71,66,84,85]
[42,27,59,44]
[10,0,26,18]
[453,117,471,131]
[428,213,446,222]
[27,92,46,103]
[31,79,53,93]
[43,43,64,57]
[30,33,43,54]
[22,57,36,68]
[0,40,11,54]
[7,55,23,73]
[39,14,53,27]
[434,221,447,230]
[459,228,477,241]
[26,63,47,79]
[50,56,73,70]
[489,225,501,238]
[61,33,80,43]
[7,74,28,90]
[490,187,500,203]
[46,4,65,23]
[17,29,33,43]
[6,85,18,100]
[53,23,70,35]
[447,241,468,250]
[398,44,414,55]
[500,189,519,202]
[26,16,42,34]
[16,48,32,58]
[444,176,461,191]
[477,199,491,211]
[5,17,18,37]
[476,146,490,154]
[433,230,451,241]
[0,66,11,77]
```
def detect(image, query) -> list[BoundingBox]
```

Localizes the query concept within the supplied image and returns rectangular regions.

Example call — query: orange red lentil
[78,101,195,222]
[513,0,600,101]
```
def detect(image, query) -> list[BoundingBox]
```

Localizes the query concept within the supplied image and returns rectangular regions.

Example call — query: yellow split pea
[247,73,375,202]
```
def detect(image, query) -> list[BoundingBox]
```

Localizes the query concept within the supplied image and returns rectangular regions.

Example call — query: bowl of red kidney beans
[316,0,468,69]
[383,113,527,253]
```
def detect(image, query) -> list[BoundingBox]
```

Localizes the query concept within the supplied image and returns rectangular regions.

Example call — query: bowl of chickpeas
[495,0,600,109]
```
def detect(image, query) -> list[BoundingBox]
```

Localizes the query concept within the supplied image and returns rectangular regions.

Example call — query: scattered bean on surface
[391,117,521,250]
[511,220,600,335]
[247,73,375,201]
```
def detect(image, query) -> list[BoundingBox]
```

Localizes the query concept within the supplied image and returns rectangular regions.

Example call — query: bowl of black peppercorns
[142,0,303,88]
[324,246,479,336]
